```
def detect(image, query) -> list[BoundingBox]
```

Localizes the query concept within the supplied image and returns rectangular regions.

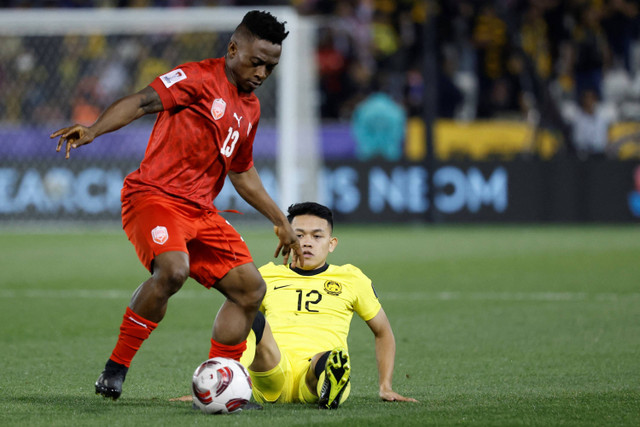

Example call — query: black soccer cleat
[318,347,350,409]
[241,401,264,411]
[95,359,128,400]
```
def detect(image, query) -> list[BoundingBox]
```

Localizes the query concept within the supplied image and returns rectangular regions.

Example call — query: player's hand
[273,224,304,268]
[380,389,418,403]
[50,124,96,159]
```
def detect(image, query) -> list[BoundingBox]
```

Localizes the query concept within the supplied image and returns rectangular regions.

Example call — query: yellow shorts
[248,349,317,404]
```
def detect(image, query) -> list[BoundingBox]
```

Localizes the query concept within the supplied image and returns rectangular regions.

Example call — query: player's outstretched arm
[228,167,303,268]
[366,308,418,403]
[50,86,163,159]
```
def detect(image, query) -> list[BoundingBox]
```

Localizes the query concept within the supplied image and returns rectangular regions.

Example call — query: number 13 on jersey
[220,127,239,157]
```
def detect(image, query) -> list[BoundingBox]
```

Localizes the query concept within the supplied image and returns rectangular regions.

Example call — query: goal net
[0,7,319,225]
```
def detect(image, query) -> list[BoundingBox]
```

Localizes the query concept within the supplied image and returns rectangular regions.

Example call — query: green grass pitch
[1,223,639,426]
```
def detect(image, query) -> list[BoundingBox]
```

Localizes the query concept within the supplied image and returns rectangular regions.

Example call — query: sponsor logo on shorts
[151,225,169,245]
[211,98,226,120]
[160,68,186,88]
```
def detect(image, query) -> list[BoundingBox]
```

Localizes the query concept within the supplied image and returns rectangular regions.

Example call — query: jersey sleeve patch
[160,68,187,88]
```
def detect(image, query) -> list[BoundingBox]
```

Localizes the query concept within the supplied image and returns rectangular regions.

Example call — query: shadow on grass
[3,393,194,414]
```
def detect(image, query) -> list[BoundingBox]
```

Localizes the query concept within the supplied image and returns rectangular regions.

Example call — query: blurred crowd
[0,30,226,126]
[310,0,640,125]
[2,0,640,157]
[309,0,640,159]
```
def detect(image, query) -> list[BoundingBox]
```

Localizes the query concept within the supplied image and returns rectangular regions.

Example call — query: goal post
[0,7,319,222]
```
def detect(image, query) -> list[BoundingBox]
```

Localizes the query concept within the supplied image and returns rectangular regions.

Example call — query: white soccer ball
[191,357,253,414]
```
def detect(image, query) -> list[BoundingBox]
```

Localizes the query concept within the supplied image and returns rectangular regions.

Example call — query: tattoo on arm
[138,86,163,114]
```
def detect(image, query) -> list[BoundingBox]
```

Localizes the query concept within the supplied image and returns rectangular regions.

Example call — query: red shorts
[121,193,253,288]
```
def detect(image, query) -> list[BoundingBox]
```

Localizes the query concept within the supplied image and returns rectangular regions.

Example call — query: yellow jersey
[258,262,382,359]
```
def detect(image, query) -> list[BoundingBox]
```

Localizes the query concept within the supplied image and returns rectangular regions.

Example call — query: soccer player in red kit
[50,10,303,401]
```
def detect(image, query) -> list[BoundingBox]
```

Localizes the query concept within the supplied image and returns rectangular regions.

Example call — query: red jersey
[122,57,261,209]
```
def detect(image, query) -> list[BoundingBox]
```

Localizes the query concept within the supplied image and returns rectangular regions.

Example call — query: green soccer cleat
[318,347,351,409]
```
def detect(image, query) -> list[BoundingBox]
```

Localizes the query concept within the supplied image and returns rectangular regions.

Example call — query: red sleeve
[230,117,259,173]
[149,63,203,111]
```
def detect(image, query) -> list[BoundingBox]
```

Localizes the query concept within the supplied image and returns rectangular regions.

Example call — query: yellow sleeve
[348,265,382,321]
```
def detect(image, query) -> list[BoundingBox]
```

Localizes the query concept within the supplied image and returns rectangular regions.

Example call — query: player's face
[291,214,338,270]
[225,36,281,93]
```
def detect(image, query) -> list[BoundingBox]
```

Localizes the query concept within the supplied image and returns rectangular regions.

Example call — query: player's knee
[236,277,265,312]
[154,262,189,295]
[243,279,266,310]
[255,277,267,302]
[163,267,189,293]
[219,264,265,311]
[152,252,189,293]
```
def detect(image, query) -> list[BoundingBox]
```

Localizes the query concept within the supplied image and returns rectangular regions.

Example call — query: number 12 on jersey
[296,290,322,312]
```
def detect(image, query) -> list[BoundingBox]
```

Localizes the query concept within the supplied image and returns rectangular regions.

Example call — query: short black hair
[287,202,334,232]
[236,10,289,45]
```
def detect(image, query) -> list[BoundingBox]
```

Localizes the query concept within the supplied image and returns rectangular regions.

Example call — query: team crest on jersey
[211,98,226,120]
[151,226,168,245]
[324,280,342,296]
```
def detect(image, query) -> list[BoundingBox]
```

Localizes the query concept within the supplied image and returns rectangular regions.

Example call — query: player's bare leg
[170,268,268,406]
[130,251,190,321]
[210,263,266,356]
[96,251,190,399]
[207,264,266,410]
[247,318,281,372]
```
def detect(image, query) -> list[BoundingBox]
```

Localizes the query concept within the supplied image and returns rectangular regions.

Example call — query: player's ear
[328,236,338,253]
[227,40,238,58]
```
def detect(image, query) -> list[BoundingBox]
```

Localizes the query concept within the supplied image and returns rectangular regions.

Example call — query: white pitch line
[0,289,637,302]
[382,291,640,302]
[383,291,591,301]
[0,289,210,300]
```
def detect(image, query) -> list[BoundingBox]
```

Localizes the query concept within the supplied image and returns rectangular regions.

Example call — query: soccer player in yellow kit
[240,202,417,408]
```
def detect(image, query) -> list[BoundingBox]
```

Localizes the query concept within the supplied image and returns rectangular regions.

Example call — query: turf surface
[1,223,639,426]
